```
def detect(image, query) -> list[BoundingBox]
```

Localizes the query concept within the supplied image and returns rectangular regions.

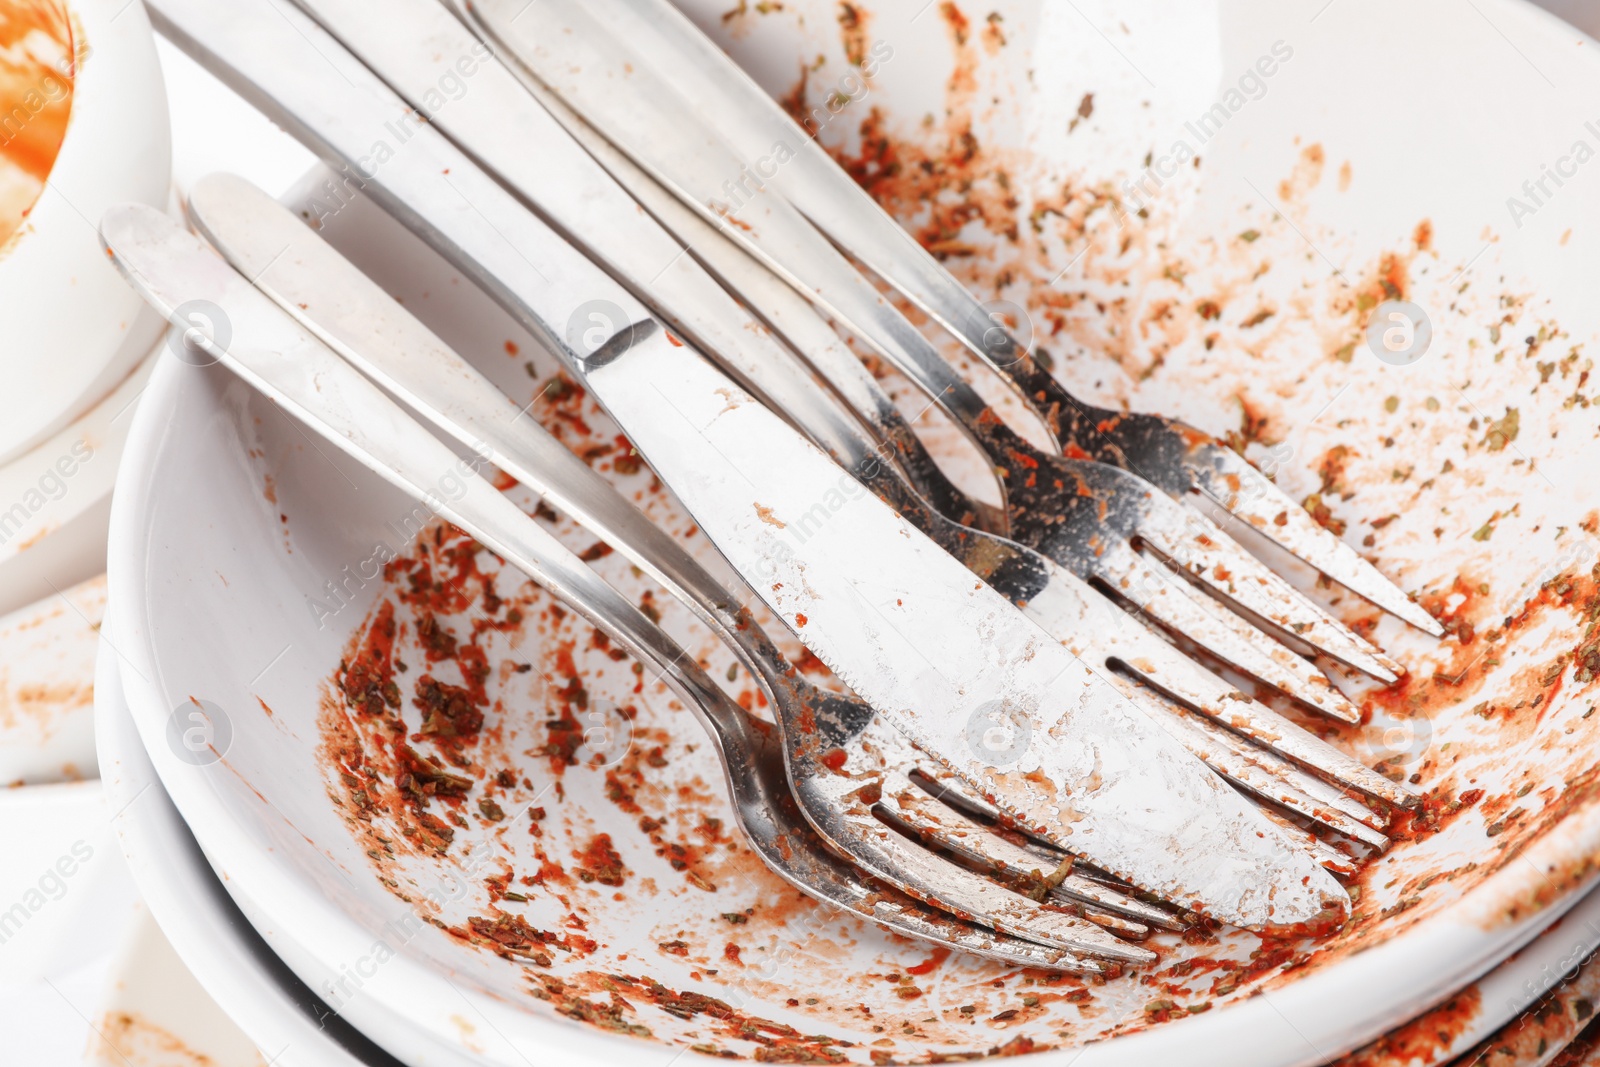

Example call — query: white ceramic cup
[0,0,171,467]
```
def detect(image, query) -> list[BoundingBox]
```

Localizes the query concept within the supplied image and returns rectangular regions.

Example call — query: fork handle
[467,0,1019,449]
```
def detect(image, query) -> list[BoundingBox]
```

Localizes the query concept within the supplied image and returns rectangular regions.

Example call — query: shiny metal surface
[465,46,1417,815]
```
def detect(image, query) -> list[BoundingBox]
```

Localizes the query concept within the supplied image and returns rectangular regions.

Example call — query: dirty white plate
[110,0,1600,1064]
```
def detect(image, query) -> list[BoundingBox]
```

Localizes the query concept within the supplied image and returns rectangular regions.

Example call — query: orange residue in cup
[0,0,75,245]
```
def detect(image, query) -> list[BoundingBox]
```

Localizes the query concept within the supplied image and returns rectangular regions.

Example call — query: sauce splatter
[0,0,75,245]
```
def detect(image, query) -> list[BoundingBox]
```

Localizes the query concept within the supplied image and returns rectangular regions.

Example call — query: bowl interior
[113,0,1600,1063]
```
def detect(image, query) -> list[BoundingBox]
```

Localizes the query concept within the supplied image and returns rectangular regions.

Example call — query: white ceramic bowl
[0,0,170,467]
[108,0,1600,1064]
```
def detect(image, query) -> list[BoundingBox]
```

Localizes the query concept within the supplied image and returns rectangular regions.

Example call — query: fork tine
[1023,553,1353,726]
[1251,806,1362,877]
[784,705,1158,962]
[1030,563,1378,772]
[1132,488,1405,682]
[1024,572,1401,825]
[1095,546,1419,810]
[1130,695,1390,848]
[1096,541,1363,723]
[1186,444,1446,637]
[905,767,1192,906]
[845,723,1177,940]
[908,765,1224,903]
[872,787,1155,940]
[907,757,1362,898]
[874,773,1185,933]
[798,774,1156,964]
[864,897,1117,973]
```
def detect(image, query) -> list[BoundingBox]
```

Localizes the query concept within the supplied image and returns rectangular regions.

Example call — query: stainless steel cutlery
[276,0,1407,828]
[120,0,1451,960]
[181,171,1176,965]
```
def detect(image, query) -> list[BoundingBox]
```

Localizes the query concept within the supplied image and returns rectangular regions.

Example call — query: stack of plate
[92,0,1600,1064]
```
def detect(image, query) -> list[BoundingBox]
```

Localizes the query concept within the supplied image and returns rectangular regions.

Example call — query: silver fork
[464,0,1419,686]
[512,0,1448,645]
[183,170,1178,963]
[104,200,1142,972]
[250,0,1408,828]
